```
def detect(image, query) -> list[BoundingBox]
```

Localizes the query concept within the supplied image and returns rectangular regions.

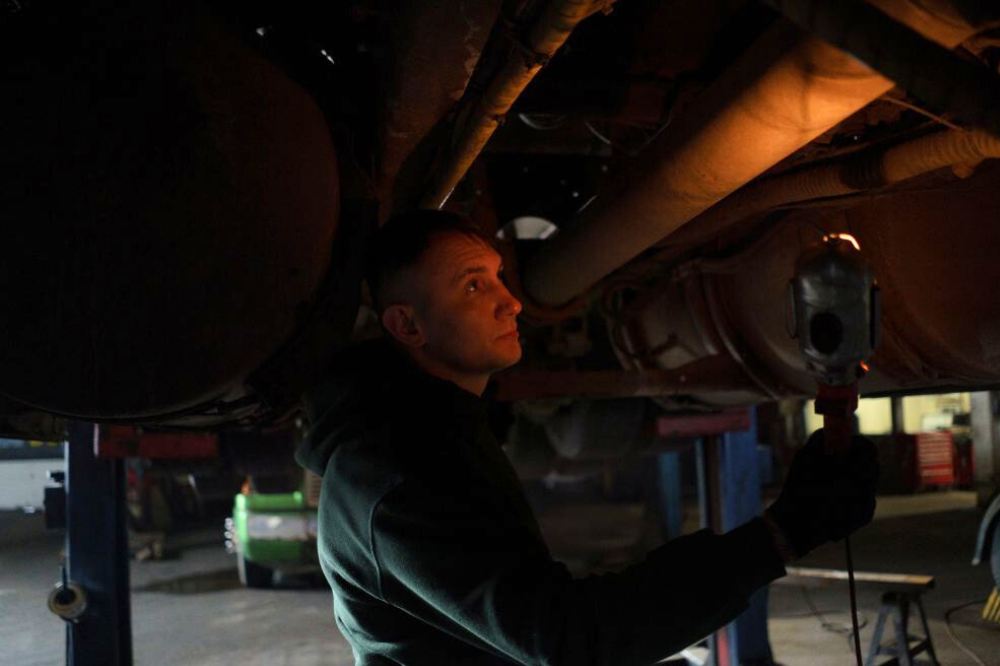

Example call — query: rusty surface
[422,0,605,209]
[492,355,756,401]
[616,160,1000,400]
[375,0,502,218]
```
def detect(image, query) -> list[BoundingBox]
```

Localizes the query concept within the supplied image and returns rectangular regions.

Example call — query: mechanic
[296,209,879,665]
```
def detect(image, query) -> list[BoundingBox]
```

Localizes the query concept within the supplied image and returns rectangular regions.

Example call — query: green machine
[225,472,322,588]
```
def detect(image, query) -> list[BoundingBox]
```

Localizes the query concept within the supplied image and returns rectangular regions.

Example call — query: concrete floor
[1,493,997,665]
[0,513,353,666]
[769,492,999,666]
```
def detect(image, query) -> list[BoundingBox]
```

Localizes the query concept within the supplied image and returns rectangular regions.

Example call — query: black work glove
[765,428,879,559]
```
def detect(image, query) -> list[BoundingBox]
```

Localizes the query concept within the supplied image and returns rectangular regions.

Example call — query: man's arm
[370,480,785,666]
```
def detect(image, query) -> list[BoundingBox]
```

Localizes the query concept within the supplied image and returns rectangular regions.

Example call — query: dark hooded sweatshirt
[296,340,785,665]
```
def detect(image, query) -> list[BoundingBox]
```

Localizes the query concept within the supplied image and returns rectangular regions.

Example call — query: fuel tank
[0,5,340,418]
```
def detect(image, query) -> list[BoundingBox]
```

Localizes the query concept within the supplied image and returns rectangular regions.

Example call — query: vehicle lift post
[657,407,774,666]
[698,410,773,666]
[60,421,134,665]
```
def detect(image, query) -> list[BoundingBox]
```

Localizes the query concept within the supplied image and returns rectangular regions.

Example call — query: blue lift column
[697,408,774,666]
[656,408,774,666]
[655,451,684,540]
[64,421,133,665]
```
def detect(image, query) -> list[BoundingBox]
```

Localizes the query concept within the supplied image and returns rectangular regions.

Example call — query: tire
[237,554,273,589]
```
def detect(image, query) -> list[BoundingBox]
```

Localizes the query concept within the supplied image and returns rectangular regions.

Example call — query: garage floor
[1,493,997,665]
[770,492,999,666]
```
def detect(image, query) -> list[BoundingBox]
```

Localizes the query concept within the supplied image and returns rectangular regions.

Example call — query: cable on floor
[944,598,989,666]
[798,580,869,650]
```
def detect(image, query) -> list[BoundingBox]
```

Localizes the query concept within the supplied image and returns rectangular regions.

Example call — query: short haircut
[366,209,495,312]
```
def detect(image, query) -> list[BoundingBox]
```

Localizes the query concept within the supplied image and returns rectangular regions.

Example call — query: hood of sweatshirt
[294,338,486,476]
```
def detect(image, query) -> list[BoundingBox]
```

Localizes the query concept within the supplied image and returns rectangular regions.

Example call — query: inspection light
[823,232,861,251]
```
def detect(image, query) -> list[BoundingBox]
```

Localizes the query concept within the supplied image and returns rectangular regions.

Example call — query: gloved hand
[765,428,879,560]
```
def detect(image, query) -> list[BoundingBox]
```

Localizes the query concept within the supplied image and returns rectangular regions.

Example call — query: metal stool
[865,590,939,666]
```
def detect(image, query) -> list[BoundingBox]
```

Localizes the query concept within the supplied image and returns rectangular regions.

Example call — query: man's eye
[465,279,480,293]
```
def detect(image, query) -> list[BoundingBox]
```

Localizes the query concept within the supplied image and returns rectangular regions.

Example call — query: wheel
[237,553,273,589]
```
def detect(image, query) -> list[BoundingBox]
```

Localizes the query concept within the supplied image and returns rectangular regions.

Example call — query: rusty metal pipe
[421,0,604,209]
[520,0,984,307]
[375,1,502,219]
[658,128,1000,253]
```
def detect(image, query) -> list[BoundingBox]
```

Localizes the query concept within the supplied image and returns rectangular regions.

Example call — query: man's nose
[497,284,522,318]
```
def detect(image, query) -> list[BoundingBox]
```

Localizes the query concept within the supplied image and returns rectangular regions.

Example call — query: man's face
[404,232,522,377]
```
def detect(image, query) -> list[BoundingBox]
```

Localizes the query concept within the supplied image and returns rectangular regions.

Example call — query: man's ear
[381,305,425,348]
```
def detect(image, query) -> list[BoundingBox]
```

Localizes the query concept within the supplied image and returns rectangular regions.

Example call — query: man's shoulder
[321,429,404,516]
[318,421,450,520]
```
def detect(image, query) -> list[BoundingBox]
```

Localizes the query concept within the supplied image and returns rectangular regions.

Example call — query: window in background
[803,397,893,436]
[804,393,971,436]
[901,393,969,433]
